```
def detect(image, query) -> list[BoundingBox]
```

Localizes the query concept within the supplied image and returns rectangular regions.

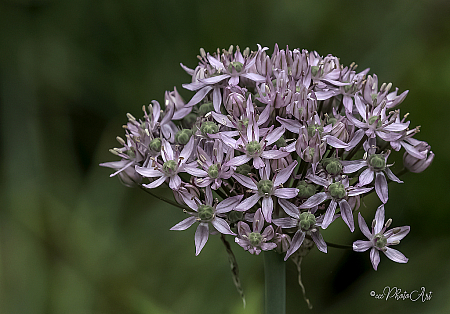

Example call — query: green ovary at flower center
[307,124,323,137]
[175,129,192,145]
[374,233,387,249]
[163,160,177,174]
[200,121,219,136]
[149,138,162,152]
[297,181,316,199]
[299,212,316,231]
[368,154,386,171]
[368,115,382,128]
[197,204,215,221]
[246,141,261,156]
[328,182,346,199]
[322,157,343,176]
[257,179,273,195]
[249,232,263,246]
[228,61,244,73]
[207,164,219,178]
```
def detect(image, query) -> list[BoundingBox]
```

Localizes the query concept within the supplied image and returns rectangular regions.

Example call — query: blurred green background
[1,0,449,313]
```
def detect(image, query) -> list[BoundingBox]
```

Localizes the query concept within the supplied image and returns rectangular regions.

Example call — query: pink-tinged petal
[321,200,337,229]
[253,208,265,233]
[229,75,239,86]
[212,217,235,235]
[278,199,300,218]
[233,173,258,190]
[179,136,194,161]
[265,126,285,146]
[237,221,251,236]
[310,231,327,253]
[260,242,278,251]
[384,247,408,264]
[226,155,252,168]
[169,175,182,190]
[352,240,373,252]
[211,112,234,127]
[143,176,166,189]
[276,117,302,133]
[184,165,208,177]
[359,168,374,186]
[195,223,209,256]
[284,230,305,261]
[185,86,213,107]
[384,168,403,183]
[260,150,290,159]
[272,217,297,228]
[273,160,297,186]
[341,160,366,173]
[375,172,388,204]
[253,156,265,169]
[299,192,328,209]
[261,225,275,240]
[374,204,385,234]
[339,199,354,232]
[358,212,372,239]
[236,194,261,211]
[386,226,410,243]
[370,248,380,270]
[325,135,349,149]
[216,195,244,213]
[135,166,163,178]
[161,139,174,162]
[195,177,213,187]
[262,197,274,222]
[241,72,266,83]
[170,216,197,231]
[273,188,298,199]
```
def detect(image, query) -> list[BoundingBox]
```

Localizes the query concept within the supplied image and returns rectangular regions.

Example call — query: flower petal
[216,194,244,213]
[384,247,408,264]
[374,204,385,235]
[339,199,354,232]
[310,230,327,253]
[370,247,380,270]
[299,192,328,209]
[170,216,197,231]
[352,240,373,252]
[278,199,300,218]
[358,212,372,239]
[375,172,388,204]
[262,197,274,222]
[284,230,305,261]
[233,173,258,190]
[273,188,298,199]
[273,160,297,186]
[321,199,337,229]
[195,223,209,256]
[236,193,261,211]
[212,217,235,235]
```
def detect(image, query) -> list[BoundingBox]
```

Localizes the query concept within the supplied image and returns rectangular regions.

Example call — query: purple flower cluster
[101,45,433,269]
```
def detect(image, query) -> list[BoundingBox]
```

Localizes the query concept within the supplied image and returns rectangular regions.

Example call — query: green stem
[264,250,286,314]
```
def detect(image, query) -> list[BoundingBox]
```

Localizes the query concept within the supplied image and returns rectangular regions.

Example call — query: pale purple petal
[386,226,410,243]
[261,225,275,240]
[375,172,388,204]
[284,230,305,261]
[325,135,349,149]
[278,199,300,218]
[260,242,278,251]
[273,188,299,199]
[216,195,244,213]
[370,248,380,270]
[220,133,237,149]
[237,221,251,236]
[343,95,353,112]
[345,129,365,151]
[143,176,166,189]
[353,240,373,252]
[229,75,239,86]
[374,205,385,234]
[276,117,302,133]
[170,216,197,231]
[201,74,230,85]
[359,168,374,186]
[339,199,354,232]
[384,247,408,264]
[236,194,261,211]
[272,217,297,228]
[135,166,163,178]
[305,174,329,187]
[341,160,366,173]
[233,173,258,190]
[262,197,274,222]
[195,223,209,256]
[169,175,182,190]
[358,212,372,239]
[383,122,409,132]
[207,54,225,71]
[211,112,234,127]
[384,168,403,183]
[310,231,327,253]
[321,199,337,229]
[179,136,195,161]
[253,156,265,169]
[265,126,285,146]
[299,192,328,209]
[212,217,235,235]
[347,186,373,197]
[186,86,213,107]
[241,72,266,82]
[226,155,252,168]
[273,160,297,186]
[161,139,174,162]
[253,208,265,233]
[184,165,208,177]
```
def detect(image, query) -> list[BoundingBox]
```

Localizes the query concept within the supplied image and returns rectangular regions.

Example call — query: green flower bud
[163,160,178,174]
[257,179,273,195]
[368,154,386,171]
[328,182,346,199]
[368,115,382,128]
[200,121,219,136]
[322,157,343,176]
[228,211,244,223]
[249,232,263,246]
[235,164,252,176]
[207,164,219,178]
[296,181,316,199]
[228,61,244,73]
[327,117,338,126]
[198,204,215,221]
[175,129,193,145]
[298,212,316,231]
[307,124,323,137]
[274,136,287,148]
[199,102,214,115]
[182,113,197,129]
[246,141,262,156]
[374,233,387,249]
[149,138,162,152]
